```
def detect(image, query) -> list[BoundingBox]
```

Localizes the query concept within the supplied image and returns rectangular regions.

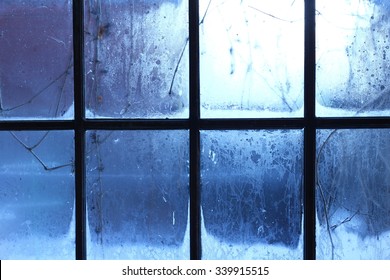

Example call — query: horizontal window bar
[316,117,390,129]
[2,117,390,131]
[0,121,74,130]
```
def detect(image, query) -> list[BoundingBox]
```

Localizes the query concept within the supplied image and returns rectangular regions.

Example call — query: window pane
[0,131,75,259]
[316,0,390,117]
[0,1,74,119]
[316,129,390,259]
[201,130,303,259]
[84,1,188,119]
[86,130,189,259]
[200,0,304,118]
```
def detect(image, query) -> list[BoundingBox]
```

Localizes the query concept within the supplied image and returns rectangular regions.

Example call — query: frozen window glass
[0,131,75,259]
[84,0,188,119]
[86,130,189,259]
[200,130,303,259]
[316,129,390,259]
[316,0,390,117]
[0,1,74,119]
[200,0,304,118]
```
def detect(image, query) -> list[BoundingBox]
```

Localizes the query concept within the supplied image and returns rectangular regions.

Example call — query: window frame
[1,0,390,260]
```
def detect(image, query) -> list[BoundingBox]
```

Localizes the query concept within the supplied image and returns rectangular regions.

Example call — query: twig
[168,0,214,97]
[200,0,213,25]
[316,129,340,259]
[168,37,189,96]
[330,211,359,230]
[9,131,72,171]
[317,179,335,259]
[55,54,74,117]
[248,5,302,23]
[0,64,73,113]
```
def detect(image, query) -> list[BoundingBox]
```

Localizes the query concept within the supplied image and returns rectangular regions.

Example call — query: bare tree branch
[9,131,73,171]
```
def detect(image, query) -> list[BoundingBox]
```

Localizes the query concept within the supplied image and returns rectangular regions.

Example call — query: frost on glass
[86,130,189,259]
[317,0,390,116]
[0,1,74,119]
[201,130,303,259]
[316,129,390,259]
[0,131,75,259]
[200,0,304,118]
[84,0,188,119]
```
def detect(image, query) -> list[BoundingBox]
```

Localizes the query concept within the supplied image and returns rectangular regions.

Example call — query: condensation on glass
[0,1,74,119]
[316,0,390,116]
[84,0,189,119]
[0,131,75,259]
[86,130,189,259]
[199,0,304,118]
[316,129,390,259]
[200,130,303,259]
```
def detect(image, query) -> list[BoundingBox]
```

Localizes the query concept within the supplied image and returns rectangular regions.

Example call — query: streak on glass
[316,129,390,259]
[199,0,304,118]
[201,130,303,259]
[0,131,75,259]
[84,0,189,119]
[86,130,189,259]
[316,0,390,116]
[0,1,74,119]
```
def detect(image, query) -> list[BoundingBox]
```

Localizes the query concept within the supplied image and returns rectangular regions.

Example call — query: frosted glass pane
[200,0,304,118]
[0,1,74,119]
[86,130,189,259]
[84,0,188,119]
[316,129,390,259]
[201,130,303,259]
[0,131,75,259]
[316,0,390,117]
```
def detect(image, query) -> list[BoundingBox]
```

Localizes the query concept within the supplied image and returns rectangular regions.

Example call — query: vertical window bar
[73,0,86,260]
[189,0,201,260]
[189,125,201,260]
[304,0,316,260]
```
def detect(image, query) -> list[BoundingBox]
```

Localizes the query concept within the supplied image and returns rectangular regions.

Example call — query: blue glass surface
[201,130,303,259]
[86,130,189,259]
[84,0,188,118]
[316,129,390,259]
[0,131,75,259]
[316,0,390,116]
[0,1,73,119]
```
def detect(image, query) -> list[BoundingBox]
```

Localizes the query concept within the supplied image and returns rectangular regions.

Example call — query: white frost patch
[1,202,390,259]
[200,0,304,117]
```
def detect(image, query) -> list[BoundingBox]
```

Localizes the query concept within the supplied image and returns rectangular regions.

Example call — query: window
[1,0,389,260]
